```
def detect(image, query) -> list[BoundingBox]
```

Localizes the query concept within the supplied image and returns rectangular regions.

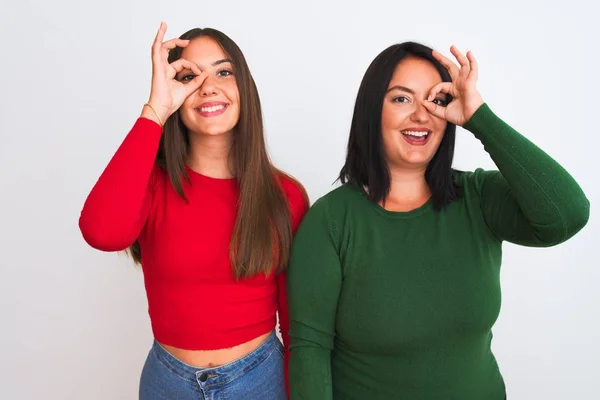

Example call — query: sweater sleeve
[276,272,291,398]
[463,104,590,246]
[287,198,341,400]
[78,118,163,251]
[277,177,309,398]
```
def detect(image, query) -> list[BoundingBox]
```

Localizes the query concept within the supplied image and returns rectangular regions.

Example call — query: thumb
[185,71,208,97]
[423,100,446,120]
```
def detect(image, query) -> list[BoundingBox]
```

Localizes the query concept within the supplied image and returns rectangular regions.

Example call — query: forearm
[79,118,162,250]
[289,338,334,399]
[464,104,590,243]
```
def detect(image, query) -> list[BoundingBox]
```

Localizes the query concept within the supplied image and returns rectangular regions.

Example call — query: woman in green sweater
[286,42,589,399]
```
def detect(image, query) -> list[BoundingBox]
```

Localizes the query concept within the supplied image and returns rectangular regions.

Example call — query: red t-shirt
[79,117,308,388]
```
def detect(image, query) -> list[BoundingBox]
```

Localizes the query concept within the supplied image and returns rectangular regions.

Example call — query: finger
[427,82,453,101]
[168,58,202,78]
[466,51,478,81]
[153,22,167,48]
[450,45,470,77]
[160,38,190,63]
[151,22,167,64]
[185,71,209,96]
[422,100,446,120]
[162,38,190,51]
[432,49,460,80]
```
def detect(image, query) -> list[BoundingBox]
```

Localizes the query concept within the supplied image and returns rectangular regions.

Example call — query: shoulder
[291,184,361,249]
[145,162,166,188]
[302,183,362,226]
[309,182,364,216]
[453,168,504,197]
[149,162,170,189]
[278,172,308,207]
[318,183,362,204]
[276,171,310,231]
[455,168,502,183]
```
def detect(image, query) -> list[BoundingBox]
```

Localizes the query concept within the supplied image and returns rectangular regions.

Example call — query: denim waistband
[151,331,281,388]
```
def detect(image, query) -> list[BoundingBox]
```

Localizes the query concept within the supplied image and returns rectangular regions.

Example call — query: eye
[432,98,447,106]
[178,74,196,82]
[218,69,233,77]
[392,96,410,103]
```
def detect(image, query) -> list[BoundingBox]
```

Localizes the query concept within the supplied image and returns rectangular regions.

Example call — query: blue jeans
[139,331,286,400]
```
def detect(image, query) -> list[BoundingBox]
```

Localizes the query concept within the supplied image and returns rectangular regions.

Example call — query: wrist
[142,102,169,127]
[464,96,485,124]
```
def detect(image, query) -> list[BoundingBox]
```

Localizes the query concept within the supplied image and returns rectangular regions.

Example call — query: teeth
[200,105,225,113]
[402,131,429,137]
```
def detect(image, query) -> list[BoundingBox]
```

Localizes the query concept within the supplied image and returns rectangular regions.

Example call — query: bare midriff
[159,331,272,367]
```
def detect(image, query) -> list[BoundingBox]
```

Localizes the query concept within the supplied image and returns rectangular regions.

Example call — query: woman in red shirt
[79,22,308,400]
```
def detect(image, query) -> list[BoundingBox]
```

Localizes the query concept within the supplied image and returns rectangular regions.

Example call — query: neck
[381,165,431,211]
[187,131,234,179]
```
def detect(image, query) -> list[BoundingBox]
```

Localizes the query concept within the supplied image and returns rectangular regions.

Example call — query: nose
[199,75,218,97]
[410,101,430,124]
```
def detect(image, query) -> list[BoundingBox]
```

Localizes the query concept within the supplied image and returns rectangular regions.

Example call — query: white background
[1,0,598,398]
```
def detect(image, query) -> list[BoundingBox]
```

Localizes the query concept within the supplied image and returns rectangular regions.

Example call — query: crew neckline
[185,165,237,186]
[357,186,434,219]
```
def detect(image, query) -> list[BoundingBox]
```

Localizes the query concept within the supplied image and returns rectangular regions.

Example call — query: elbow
[536,198,590,246]
[78,213,136,252]
[566,197,591,238]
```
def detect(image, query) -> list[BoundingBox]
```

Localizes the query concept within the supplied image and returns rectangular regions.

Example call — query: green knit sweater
[286,104,589,400]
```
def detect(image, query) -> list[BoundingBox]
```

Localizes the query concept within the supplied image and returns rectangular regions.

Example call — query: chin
[187,122,236,136]
[393,153,434,170]
[200,127,231,136]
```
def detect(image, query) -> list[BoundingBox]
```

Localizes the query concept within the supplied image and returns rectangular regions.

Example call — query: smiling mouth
[195,104,228,117]
[401,130,431,145]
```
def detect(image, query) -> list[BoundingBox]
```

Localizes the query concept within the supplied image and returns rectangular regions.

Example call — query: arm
[287,198,341,400]
[425,46,589,246]
[78,118,162,250]
[277,272,291,397]
[277,176,309,398]
[464,104,590,246]
[79,22,209,251]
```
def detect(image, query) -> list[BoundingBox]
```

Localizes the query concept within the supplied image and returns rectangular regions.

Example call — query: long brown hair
[129,28,298,280]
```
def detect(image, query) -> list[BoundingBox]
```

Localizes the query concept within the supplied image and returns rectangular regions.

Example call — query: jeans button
[199,372,208,382]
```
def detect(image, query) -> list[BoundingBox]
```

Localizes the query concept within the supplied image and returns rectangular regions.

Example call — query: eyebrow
[386,85,415,94]
[212,58,234,66]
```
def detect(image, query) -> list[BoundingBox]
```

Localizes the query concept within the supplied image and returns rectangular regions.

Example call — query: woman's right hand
[145,22,207,124]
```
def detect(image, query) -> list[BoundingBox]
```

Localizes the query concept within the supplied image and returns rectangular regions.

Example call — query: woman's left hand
[423,46,485,126]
